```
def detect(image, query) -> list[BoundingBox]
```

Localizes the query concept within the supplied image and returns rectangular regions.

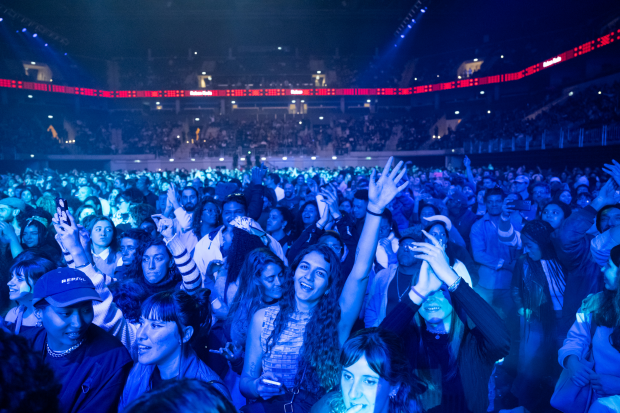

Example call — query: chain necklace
[46,339,85,358]
[396,271,412,302]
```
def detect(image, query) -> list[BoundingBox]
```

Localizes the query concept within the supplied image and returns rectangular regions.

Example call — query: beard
[183,203,197,212]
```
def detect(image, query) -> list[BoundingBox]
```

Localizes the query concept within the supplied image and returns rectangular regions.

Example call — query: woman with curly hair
[240,158,408,412]
[292,200,320,241]
[311,328,424,413]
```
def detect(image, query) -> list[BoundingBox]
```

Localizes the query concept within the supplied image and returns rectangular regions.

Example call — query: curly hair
[0,329,61,413]
[108,279,150,323]
[328,328,424,413]
[226,248,284,347]
[265,244,344,394]
[191,198,222,239]
[223,228,266,304]
[125,236,182,292]
[293,201,319,240]
[129,203,156,228]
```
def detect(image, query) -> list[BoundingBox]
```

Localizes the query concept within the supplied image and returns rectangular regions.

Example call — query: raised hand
[320,185,342,219]
[463,155,471,168]
[52,208,82,253]
[156,217,176,240]
[167,183,181,210]
[592,178,620,210]
[368,156,408,214]
[603,159,620,187]
[412,230,458,286]
[251,163,267,186]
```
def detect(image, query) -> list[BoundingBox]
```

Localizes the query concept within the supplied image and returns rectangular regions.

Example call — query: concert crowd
[1,156,620,413]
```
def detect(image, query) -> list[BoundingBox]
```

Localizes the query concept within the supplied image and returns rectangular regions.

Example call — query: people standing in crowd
[266,206,295,256]
[116,228,151,279]
[88,216,121,280]
[470,187,518,319]
[240,158,407,412]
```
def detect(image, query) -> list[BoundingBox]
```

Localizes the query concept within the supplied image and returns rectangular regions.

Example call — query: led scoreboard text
[1,30,618,99]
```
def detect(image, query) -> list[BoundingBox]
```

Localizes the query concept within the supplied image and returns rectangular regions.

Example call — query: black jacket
[22,324,133,413]
[380,282,510,413]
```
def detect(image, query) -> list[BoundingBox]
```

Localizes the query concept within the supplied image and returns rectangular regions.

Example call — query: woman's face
[257,263,285,302]
[427,223,447,248]
[91,220,114,249]
[602,258,619,291]
[419,290,453,325]
[142,245,172,284]
[542,204,565,229]
[137,316,182,367]
[522,235,542,261]
[378,217,392,240]
[21,190,32,204]
[22,225,40,248]
[576,195,591,209]
[341,355,392,413]
[477,190,486,205]
[302,204,319,226]
[201,202,219,226]
[7,270,33,301]
[420,206,435,220]
[120,238,140,265]
[559,191,572,205]
[339,201,352,215]
[266,209,286,233]
[294,251,330,304]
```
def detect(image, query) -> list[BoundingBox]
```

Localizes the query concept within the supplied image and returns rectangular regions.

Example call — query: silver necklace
[396,271,411,302]
[46,339,85,358]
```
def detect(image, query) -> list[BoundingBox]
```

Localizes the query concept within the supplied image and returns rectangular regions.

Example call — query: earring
[324,289,330,296]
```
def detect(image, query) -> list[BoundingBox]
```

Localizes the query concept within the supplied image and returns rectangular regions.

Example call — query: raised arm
[157,217,202,293]
[337,157,408,344]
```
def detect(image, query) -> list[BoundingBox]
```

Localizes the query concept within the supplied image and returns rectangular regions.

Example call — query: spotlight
[421,9,425,12]
[27,95,33,98]
[455,111,460,115]
[191,158,196,161]
[31,61,36,64]
[473,58,478,62]
[48,115,53,118]
[202,72,206,75]
[367,99,371,103]
[64,53,67,56]
[0,18,3,22]
[195,118,200,121]
[278,47,282,50]
[487,110,491,113]
[169,159,174,162]
[400,35,404,38]
[33,34,38,38]
[232,101,235,104]
[301,100,304,103]
[155,101,160,105]
[598,91,601,94]
[44,43,48,46]
[311,157,317,160]
[317,71,321,74]
[568,91,573,96]
[332,156,337,160]
[292,100,295,103]
[319,117,324,120]
[30,154,34,158]
[480,91,485,94]
[408,25,411,28]
[219,158,224,161]
[501,55,504,58]
[282,157,288,160]
[194,51,197,55]
[394,44,397,47]
[366,157,372,160]
[22,28,27,32]
[414,78,417,81]
[261,157,266,161]
[299,121,302,124]
[411,19,415,23]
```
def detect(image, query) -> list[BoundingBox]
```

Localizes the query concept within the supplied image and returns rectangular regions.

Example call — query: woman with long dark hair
[119,289,231,409]
[380,231,510,413]
[292,201,320,241]
[558,244,620,411]
[240,157,408,412]
[311,328,424,413]
[4,257,56,334]
[87,215,121,279]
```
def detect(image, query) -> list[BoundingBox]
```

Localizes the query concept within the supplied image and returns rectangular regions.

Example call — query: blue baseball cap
[32,268,102,307]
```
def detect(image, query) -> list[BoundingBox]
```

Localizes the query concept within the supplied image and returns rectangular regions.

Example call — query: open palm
[368,156,408,213]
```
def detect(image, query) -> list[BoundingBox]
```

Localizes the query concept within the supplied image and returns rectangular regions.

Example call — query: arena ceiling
[1,0,618,59]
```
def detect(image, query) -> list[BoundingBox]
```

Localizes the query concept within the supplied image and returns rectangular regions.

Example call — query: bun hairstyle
[140,289,212,343]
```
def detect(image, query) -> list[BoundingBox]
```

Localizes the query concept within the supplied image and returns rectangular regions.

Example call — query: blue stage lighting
[64,53,67,55]
[412,19,415,23]
[401,35,404,38]
[408,24,412,28]
[45,43,48,46]
[421,9,425,13]
[22,28,27,32]
[394,44,397,47]
[33,33,38,37]
[0,17,3,22]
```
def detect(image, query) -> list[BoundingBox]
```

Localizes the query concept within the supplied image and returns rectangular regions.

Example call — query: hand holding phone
[56,198,71,227]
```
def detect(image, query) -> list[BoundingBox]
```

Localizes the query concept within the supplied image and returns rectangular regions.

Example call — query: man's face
[352,198,367,220]
[265,176,274,187]
[600,207,620,233]
[532,187,550,204]
[38,301,94,351]
[181,189,198,212]
[77,186,92,203]
[284,183,295,199]
[0,205,16,222]
[114,179,123,189]
[514,181,528,194]
[397,239,417,267]
[486,195,504,216]
[483,178,494,189]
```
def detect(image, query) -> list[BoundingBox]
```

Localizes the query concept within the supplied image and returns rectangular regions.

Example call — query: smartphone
[509,200,532,211]
[316,194,328,219]
[55,198,71,226]
[261,379,282,387]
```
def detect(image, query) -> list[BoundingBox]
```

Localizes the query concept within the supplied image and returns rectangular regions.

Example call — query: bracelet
[410,286,428,302]
[366,208,383,217]
[448,276,462,292]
